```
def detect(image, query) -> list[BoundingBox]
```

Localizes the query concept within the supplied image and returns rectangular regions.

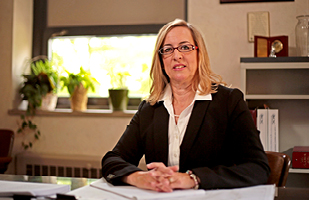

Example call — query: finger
[148,170,164,177]
[156,176,173,192]
[167,165,179,172]
[168,172,195,190]
[168,176,176,183]
[147,162,165,170]
[147,162,174,176]
[128,171,163,192]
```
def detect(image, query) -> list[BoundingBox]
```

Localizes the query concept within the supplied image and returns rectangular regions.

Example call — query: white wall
[1,0,308,174]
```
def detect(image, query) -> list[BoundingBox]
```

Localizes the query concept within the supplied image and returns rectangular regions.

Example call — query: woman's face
[161,26,198,84]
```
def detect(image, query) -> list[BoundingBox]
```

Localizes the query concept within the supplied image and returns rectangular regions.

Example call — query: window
[49,34,157,99]
[32,0,186,110]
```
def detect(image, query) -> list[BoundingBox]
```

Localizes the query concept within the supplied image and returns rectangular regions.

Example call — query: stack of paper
[89,179,206,199]
[0,180,70,197]
[67,178,275,200]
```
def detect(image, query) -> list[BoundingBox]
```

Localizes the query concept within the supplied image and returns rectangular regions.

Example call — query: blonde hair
[147,19,225,105]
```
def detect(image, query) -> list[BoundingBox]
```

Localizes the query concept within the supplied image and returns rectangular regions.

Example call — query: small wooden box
[292,146,309,169]
[254,36,288,57]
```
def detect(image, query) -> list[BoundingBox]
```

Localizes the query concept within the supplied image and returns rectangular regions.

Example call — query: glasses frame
[158,44,198,55]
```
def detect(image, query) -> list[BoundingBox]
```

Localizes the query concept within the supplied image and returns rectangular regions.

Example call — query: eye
[163,46,173,53]
[180,44,191,51]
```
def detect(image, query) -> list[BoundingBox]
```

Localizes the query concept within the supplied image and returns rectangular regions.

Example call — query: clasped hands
[123,162,196,192]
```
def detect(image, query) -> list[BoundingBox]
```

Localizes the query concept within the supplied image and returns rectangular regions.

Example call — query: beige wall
[189,0,308,87]
[1,0,308,174]
[48,0,186,26]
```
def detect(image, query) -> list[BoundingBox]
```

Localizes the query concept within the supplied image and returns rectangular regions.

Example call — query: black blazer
[102,85,270,189]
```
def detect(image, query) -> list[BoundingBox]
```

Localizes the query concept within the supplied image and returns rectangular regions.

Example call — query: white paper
[201,184,275,200]
[89,178,206,200]
[0,180,70,197]
[79,179,275,200]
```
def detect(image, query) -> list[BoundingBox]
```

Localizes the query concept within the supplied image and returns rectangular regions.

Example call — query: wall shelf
[240,57,309,154]
[289,168,309,174]
[245,95,309,100]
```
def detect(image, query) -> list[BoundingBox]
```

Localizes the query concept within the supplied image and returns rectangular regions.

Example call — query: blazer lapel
[180,100,210,166]
[153,103,169,166]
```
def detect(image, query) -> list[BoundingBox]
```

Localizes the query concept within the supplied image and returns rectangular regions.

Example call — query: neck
[171,83,195,115]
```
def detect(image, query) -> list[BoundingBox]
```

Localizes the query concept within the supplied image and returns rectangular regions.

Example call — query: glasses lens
[160,46,173,55]
[178,44,193,52]
[159,44,196,55]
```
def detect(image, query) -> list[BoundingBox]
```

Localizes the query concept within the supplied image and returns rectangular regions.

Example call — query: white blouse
[159,84,212,167]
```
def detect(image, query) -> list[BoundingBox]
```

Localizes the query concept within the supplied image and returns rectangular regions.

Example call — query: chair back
[0,129,14,157]
[265,151,291,187]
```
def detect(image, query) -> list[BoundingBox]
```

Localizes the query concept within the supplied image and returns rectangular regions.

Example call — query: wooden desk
[1,174,309,199]
[275,187,309,200]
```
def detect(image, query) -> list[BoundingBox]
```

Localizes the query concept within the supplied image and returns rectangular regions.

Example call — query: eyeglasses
[158,44,198,55]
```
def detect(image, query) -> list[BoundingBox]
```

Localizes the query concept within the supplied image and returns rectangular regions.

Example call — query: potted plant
[19,56,59,114]
[60,67,98,111]
[18,56,58,150]
[107,67,130,111]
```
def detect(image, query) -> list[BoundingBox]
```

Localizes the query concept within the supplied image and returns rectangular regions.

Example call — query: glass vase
[295,15,309,57]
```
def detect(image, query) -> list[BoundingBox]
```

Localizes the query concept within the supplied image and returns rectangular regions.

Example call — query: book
[267,109,279,152]
[257,109,268,151]
[256,109,279,152]
[0,180,70,197]
[292,146,309,169]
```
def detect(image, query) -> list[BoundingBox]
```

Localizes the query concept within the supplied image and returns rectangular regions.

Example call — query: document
[76,178,276,200]
[0,180,70,197]
[89,178,205,199]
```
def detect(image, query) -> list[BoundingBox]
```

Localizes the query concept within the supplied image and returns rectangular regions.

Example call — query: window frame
[32,0,187,110]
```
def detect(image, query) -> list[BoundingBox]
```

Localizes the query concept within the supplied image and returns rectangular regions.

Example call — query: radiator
[15,152,102,178]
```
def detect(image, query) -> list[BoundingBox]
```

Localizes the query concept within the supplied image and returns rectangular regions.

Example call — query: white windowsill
[8,108,136,118]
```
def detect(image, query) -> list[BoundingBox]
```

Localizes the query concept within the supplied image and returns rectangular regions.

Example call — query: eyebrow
[163,41,191,47]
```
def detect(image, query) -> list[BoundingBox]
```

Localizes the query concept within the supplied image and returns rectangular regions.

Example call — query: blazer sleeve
[191,87,270,189]
[101,101,146,185]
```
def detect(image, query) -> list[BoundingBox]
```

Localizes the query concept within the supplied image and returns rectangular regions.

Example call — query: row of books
[251,108,279,152]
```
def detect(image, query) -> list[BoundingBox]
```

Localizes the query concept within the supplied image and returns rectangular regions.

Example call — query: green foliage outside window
[49,34,157,98]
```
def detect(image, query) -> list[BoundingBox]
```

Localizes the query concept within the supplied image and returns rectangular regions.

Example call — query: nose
[172,48,182,60]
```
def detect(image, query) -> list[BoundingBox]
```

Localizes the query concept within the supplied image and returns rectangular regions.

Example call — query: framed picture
[220,0,293,3]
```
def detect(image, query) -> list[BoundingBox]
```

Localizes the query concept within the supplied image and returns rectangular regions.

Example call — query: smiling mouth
[173,65,186,69]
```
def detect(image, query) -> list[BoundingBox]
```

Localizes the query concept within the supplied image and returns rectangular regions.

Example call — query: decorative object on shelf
[18,56,58,150]
[107,67,130,111]
[254,36,288,57]
[60,67,99,111]
[295,15,309,57]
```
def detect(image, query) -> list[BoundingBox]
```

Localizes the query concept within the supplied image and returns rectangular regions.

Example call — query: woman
[101,19,270,192]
